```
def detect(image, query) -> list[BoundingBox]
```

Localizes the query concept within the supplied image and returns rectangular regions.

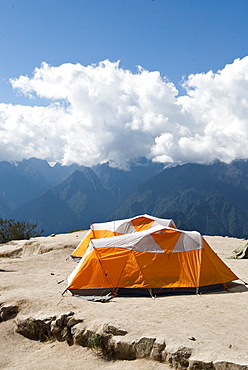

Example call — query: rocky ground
[0,231,248,369]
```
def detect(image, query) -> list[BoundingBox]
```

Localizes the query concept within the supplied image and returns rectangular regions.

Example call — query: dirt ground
[0,231,248,369]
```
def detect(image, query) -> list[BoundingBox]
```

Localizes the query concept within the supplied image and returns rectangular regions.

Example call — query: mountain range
[0,157,247,238]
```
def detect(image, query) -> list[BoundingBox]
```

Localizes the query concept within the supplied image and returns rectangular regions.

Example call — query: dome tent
[66,224,238,300]
[71,214,176,261]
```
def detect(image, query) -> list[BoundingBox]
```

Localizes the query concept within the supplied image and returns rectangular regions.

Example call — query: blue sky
[1,0,248,167]
[2,0,248,103]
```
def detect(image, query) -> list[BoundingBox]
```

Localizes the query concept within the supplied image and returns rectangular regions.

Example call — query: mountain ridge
[112,160,248,238]
[1,158,248,237]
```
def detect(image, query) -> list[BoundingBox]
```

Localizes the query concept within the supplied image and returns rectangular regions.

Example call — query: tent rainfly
[66,224,238,299]
[71,214,176,261]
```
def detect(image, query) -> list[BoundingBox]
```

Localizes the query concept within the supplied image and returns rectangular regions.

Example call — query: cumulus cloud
[1,58,248,167]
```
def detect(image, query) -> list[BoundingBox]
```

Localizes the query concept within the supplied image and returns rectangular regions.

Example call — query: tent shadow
[153,282,248,298]
[225,281,248,293]
[201,282,248,295]
[0,269,16,272]
[213,281,248,294]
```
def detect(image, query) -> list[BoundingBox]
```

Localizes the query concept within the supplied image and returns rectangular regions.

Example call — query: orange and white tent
[66,225,238,299]
[71,214,176,260]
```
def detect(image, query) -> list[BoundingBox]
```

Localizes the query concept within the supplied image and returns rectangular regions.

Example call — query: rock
[70,322,86,338]
[61,326,73,346]
[103,322,127,336]
[70,322,87,346]
[0,304,18,321]
[66,315,83,327]
[55,311,74,327]
[110,338,136,360]
[15,312,79,345]
[166,346,192,369]
[135,337,156,358]
[73,327,93,347]
[50,319,65,342]
[107,336,157,361]
[49,312,79,345]
[50,320,61,334]
[213,362,248,370]
[15,317,53,342]
[0,245,23,258]
[189,359,214,369]
[150,338,166,362]
[161,347,168,362]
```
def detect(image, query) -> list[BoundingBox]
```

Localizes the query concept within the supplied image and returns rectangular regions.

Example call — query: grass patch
[87,334,104,350]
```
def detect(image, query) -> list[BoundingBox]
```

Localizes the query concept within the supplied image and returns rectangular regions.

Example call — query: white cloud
[0,58,248,167]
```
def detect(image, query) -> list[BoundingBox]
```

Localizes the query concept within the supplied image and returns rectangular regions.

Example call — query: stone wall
[8,310,247,370]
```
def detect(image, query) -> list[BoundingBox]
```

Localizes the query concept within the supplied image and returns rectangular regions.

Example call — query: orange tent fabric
[67,225,238,298]
[71,214,176,260]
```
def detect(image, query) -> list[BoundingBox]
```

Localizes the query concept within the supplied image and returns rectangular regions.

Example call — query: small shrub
[87,334,104,350]
[0,218,43,243]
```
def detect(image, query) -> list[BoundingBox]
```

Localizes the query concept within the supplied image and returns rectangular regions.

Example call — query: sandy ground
[0,231,248,369]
